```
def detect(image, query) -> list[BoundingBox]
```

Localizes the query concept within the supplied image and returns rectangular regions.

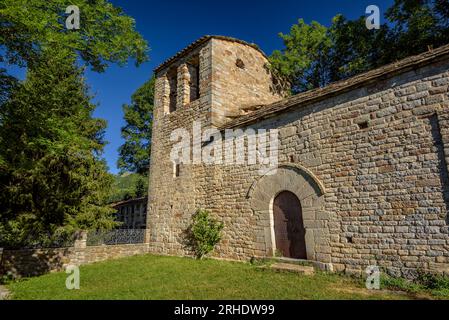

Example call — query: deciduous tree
[118,77,155,175]
[270,1,449,93]
[0,0,148,72]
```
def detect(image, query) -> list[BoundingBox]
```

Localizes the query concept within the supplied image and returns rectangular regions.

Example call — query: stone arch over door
[247,164,329,263]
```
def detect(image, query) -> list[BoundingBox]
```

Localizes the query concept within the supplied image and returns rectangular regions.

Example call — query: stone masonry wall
[210,59,449,278]
[148,38,449,278]
[148,40,212,255]
[0,243,148,279]
[147,38,285,255]
[210,38,286,126]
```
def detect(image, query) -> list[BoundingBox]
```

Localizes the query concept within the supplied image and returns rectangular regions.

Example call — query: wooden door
[273,191,307,259]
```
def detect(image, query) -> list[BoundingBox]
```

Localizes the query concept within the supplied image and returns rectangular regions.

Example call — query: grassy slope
[8,254,420,300]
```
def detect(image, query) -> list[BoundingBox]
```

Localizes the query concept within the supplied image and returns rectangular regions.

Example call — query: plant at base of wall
[381,270,449,298]
[188,209,224,260]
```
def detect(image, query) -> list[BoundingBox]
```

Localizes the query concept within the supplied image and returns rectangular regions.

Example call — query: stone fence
[0,230,151,279]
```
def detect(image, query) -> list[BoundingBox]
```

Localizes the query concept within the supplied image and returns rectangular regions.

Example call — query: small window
[167,67,178,113]
[187,55,200,103]
[173,163,180,178]
[358,121,369,130]
[202,135,214,148]
[236,58,245,69]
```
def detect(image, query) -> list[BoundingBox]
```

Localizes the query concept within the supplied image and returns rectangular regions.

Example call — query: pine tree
[0,47,116,247]
[269,19,331,93]
[0,0,150,247]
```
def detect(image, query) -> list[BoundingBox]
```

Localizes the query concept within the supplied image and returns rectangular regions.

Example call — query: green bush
[381,271,449,298]
[381,274,422,294]
[416,271,449,291]
[188,209,224,259]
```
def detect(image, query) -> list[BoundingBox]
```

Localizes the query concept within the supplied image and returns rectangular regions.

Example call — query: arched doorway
[273,191,307,259]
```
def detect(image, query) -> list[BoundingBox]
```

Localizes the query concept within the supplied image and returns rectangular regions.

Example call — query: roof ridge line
[220,43,449,129]
[154,35,267,73]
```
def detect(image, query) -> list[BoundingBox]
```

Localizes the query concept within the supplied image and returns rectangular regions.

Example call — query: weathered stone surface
[0,244,148,279]
[148,36,449,278]
[269,263,315,275]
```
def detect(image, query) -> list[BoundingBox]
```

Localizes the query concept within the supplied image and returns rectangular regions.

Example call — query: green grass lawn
[5,254,434,300]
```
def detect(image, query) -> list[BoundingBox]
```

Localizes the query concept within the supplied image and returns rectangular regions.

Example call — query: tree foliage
[0,0,150,247]
[270,19,331,93]
[385,0,449,60]
[0,0,148,72]
[328,15,389,82]
[118,77,155,175]
[0,48,117,247]
[107,173,149,203]
[270,0,449,93]
[0,68,17,105]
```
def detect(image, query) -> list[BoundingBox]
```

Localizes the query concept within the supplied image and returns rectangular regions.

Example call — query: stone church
[147,35,449,277]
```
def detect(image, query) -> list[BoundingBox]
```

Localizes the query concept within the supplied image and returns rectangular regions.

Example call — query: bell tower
[153,35,288,127]
[147,36,288,254]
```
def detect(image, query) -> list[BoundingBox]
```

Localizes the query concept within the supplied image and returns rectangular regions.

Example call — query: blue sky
[5,0,395,174]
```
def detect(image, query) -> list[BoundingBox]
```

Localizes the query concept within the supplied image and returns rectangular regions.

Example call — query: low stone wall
[0,247,75,278]
[0,242,149,279]
[74,243,148,266]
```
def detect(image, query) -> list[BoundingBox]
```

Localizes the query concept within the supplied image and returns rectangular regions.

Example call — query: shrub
[416,271,449,291]
[188,209,224,259]
[381,271,449,298]
[381,274,422,294]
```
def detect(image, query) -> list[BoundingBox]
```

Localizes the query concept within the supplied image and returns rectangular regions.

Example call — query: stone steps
[269,262,315,275]
[252,256,331,272]
[271,257,315,267]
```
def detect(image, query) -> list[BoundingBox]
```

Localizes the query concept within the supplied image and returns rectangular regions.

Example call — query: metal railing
[86,229,145,246]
